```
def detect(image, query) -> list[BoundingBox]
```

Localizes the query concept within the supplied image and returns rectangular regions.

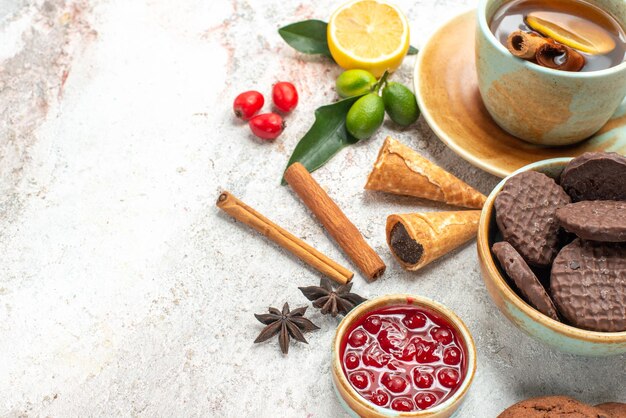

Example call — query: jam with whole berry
[340,305,467,412]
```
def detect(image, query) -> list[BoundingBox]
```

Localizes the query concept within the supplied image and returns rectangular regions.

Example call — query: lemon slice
[327,0,410,77]
[526,11,615,55]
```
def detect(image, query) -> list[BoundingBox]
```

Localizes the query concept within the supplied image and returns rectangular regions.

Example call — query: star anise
[254,302,319,354]
[299,278,367,317]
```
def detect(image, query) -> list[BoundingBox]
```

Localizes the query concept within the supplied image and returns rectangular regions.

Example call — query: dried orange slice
[327,0,410,77]
[526,11,615,55]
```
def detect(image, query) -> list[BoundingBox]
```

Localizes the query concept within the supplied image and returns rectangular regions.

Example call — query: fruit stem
[372,71,390,95]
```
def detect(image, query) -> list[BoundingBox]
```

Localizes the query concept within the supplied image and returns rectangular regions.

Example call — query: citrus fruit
[526,12,615,55]
[336,69,377,98]
[382,82,419,126]
[346,93,385,140]
[327,0,410,77]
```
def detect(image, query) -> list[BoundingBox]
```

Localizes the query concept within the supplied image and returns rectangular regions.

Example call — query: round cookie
[596,403,626,418]
[551,239,626,332]
[492,241,560,321]
[560,152,626,202]
[498,396,610,418]
[495,171,571,267]
[557,201,626,242]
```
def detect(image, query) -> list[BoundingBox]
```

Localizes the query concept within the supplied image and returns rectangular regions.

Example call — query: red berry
[362,343,391,368]
[381,373,408,393]
[415,339,440,364]
[412,368,434,388]
[345,352,360,369]
[363,316,382,334]
[369,390,389,407]
[443,346,462,365]
[437,368,461,388]
[402,312,427,329]
[415,392,438,410]
[233,90,264,120]
[377,326,405,354]
[349,371,369,390]
[430,326,453,345]
[248,113,285,140]
[272,81,298,112]
[394,338,417,362]
[390,397,414,412]
[348,329,368,348]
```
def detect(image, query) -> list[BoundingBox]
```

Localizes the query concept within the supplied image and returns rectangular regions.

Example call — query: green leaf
[282,96,363,184]
[407,45,419,55]
[278,20,332,57]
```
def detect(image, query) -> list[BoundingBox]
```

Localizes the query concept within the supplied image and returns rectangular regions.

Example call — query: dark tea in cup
[490,0,626,72]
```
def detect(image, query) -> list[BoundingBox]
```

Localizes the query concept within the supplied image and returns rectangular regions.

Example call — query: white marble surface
[0,0,624,416]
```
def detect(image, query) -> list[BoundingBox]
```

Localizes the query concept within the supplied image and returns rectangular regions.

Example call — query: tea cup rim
[477,0,626,78]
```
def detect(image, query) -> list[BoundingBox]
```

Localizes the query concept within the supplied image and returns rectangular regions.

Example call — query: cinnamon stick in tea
[217,191,353,284]
[506,30,549,59]
[284,163,386,281]
[536,42,585,72]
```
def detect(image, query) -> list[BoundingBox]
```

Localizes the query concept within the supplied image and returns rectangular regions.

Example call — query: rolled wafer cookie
[386,211,481,271]
[365,137,487,209]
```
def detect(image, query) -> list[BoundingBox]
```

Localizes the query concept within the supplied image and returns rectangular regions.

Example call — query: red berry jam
[369,389,390,406]
[345,352,360,369]
[391,397,414,411]
[341,306,467,412]
[363,315,382,334]
[348,329,368,348]
[415,392,437,409]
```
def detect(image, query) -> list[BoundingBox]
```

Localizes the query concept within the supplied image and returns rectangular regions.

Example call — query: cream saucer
[414,11,626,178]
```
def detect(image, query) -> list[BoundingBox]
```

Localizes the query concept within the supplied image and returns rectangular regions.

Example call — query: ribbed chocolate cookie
[557,201,626,242]
[498,396,610,418]
[560,152,626,202]
[551,239,626,332]
[492,241,559,321]
[495,171,571,267]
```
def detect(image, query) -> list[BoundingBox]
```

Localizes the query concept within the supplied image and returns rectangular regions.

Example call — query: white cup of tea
[476,0,626,146]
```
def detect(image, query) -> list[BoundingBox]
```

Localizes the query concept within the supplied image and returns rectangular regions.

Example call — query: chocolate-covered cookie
[560,152,626,202]
[498,396,610,418]
[495,171,571,267]
[596,403,626,418]
[492,241,559,321]
[557,201,626,242]
[551,239,626,332]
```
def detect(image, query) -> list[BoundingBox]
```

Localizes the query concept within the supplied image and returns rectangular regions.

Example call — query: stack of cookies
[492,152,626,332]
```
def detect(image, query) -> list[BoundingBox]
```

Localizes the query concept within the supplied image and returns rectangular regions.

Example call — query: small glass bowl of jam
[331,294,476,417]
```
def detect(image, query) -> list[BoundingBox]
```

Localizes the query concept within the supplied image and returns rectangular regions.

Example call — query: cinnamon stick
[284,163,386,281]
[506,30,549,59]
[536,42,585,72]
[506,30,585,72]
[216,191,353,284]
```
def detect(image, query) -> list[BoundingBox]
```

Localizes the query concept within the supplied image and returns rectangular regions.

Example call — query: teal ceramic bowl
[477,158,626,356]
